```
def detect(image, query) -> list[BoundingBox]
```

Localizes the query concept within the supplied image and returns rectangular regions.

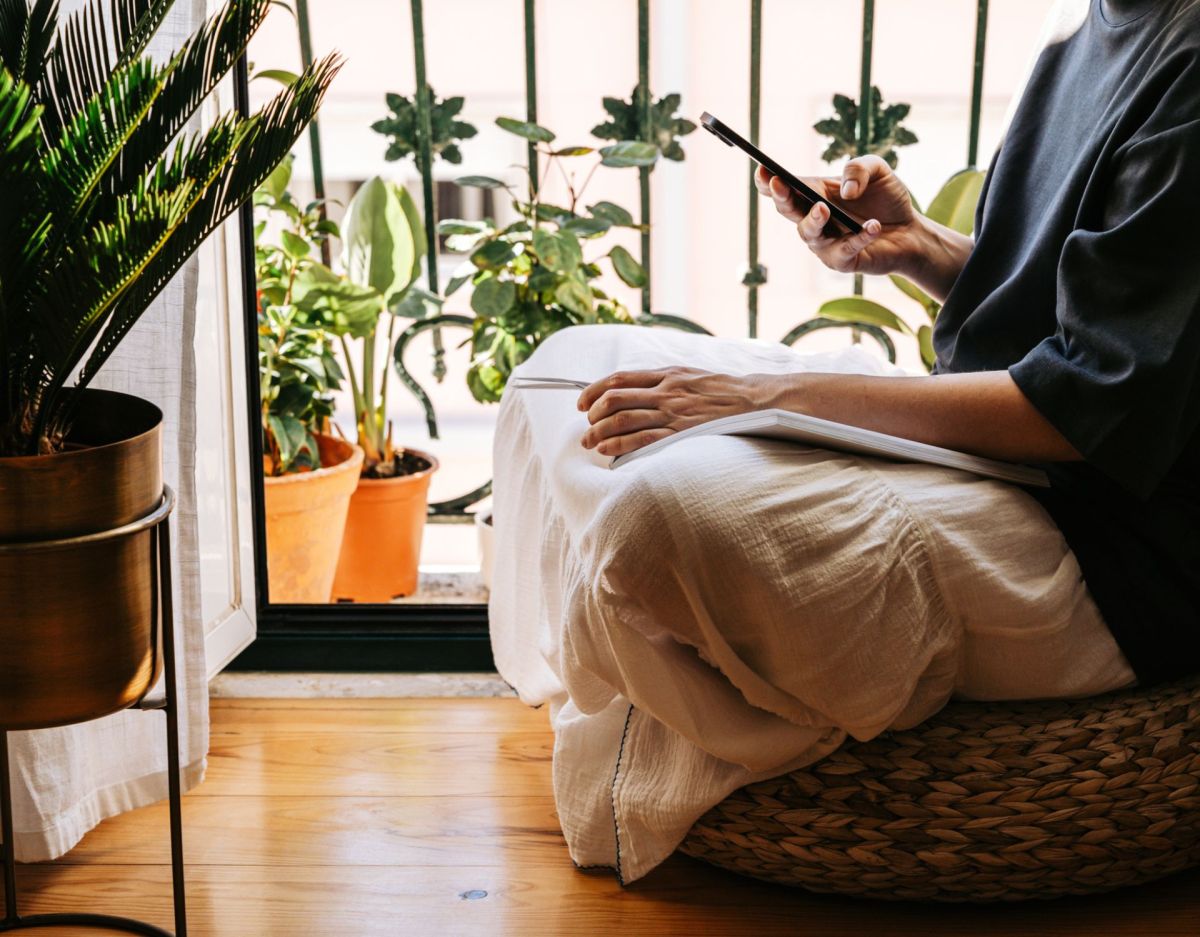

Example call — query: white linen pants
[489,324,1137,882]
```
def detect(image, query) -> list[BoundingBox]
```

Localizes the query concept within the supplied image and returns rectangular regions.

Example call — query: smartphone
[700,111,863,237]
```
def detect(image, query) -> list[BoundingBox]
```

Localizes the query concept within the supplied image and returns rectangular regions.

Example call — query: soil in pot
[264,434,364,603]
[331,449,438,602]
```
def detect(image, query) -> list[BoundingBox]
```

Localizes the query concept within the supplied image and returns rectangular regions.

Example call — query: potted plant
[255,158,363,602]
[439,118,658,402]
[299,176,439,601]
[0,0,338,728]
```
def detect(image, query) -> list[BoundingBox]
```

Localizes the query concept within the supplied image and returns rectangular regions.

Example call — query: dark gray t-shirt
[933,0,1200,685]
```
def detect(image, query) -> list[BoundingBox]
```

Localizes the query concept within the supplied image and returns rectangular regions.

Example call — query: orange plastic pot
[264,434,364,603]
[331,449,438,602]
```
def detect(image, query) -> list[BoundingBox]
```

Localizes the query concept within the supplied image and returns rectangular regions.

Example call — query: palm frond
[40,0,174,134]
[76,52,342,389]
[96,0,270,207]
[0,0,58,89]
[32,180,194,444]
[0,67,49,312]
[40,54,166,243]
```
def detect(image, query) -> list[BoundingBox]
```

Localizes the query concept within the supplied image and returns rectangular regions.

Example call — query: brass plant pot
[0,389,164,730]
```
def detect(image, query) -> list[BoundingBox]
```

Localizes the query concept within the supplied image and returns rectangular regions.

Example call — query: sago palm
[0,0,341,456]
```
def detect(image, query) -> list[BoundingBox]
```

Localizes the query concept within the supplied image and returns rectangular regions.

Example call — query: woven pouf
[680,674,1200,902]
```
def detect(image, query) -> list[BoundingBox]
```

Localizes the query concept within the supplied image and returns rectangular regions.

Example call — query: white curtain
[7,0,210,862]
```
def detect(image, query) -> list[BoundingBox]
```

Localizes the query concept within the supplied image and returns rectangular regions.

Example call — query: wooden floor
[5,697,1199,936]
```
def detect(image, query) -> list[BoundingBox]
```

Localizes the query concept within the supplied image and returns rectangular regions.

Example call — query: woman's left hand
[577,367,771,457]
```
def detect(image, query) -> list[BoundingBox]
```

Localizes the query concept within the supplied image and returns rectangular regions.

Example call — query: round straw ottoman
[680,674,1200,901]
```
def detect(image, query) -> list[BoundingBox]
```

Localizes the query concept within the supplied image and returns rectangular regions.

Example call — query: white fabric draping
[6,0,209,861]
[490,324,1136,883]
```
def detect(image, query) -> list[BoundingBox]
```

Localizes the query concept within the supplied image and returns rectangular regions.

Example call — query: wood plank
[201,730,552,797]
[11,862,1200,937]
[52,795,568,868]
[208,697,551,735]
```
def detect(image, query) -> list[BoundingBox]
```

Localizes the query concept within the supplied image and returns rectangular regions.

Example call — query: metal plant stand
[0,487,187,936]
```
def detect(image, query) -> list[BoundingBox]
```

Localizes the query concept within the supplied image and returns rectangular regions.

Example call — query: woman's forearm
[759,369,1082,464]
[902,215,976,303]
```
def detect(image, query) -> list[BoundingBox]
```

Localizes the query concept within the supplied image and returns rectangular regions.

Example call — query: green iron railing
[289,0,992,522]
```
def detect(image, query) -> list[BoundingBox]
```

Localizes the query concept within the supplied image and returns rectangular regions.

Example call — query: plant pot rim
[264,433,364,488]
[0,389,162,466]
[356,447,440,485]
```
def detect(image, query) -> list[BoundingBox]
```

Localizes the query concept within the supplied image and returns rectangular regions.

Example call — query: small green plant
[437,118,657,403]
[371,86,477,168]
[296,176,428,476]
[814,88,918,169]
[592,86,696,163]
[812,169,986,371]
[255,157,344,476]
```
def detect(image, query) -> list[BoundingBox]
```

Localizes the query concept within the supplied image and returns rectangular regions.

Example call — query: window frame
[228,56,492,674]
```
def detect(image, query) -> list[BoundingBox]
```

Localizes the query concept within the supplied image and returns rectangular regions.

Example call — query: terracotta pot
[263,434,364,603]
[331,449,438,602]
[0,390,164,730]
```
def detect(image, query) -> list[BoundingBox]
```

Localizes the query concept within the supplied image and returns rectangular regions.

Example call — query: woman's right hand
[754,156,930,279]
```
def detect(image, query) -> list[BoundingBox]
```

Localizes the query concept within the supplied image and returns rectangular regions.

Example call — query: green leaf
[599,141,659,168]
[267,414,313,473]
[817,297,913,336]
[457,174,507,189]
[926,169,985,235]
[889,275,939,319]
[561,216,610,238]
[253,68,300,87]
[555,276,594,317]
[918,325,936,372]
[261,154,293,200]
[471,238,517,269]
[588,201,634,226]
[527,265,558,292]
[438,219,489,235]
[470,277,516,317]
[533,229,580,273]
[609,245,647,288]
[495,116,555,143]
[340,176,421,301]
[280,229,311,260]
[551,145,594,157]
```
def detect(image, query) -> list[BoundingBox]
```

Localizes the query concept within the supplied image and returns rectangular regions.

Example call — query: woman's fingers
[814,218,883,271]
[577,370,666,412]
[753,165,773,196]
[594,426,675,458]
[797,202,833,245]
[839,154,891,200]
[768,176,807,224]
[581,407,669,450]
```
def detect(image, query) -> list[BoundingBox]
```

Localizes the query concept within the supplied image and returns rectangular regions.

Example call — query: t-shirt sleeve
[1009,101,1200,499]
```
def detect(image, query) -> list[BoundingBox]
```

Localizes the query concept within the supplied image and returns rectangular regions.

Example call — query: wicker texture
[680,675,1200,901]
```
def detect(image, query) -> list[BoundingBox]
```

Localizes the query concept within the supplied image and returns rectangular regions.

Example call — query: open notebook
[511,376,1050,488]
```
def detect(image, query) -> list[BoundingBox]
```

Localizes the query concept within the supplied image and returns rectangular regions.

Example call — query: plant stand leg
[160,515,188,937]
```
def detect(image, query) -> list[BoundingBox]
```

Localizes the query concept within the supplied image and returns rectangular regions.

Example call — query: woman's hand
[754,156,975,301]
[577,367,771,457]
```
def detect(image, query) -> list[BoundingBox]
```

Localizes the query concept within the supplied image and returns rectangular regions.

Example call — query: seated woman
[490,0,1200,884]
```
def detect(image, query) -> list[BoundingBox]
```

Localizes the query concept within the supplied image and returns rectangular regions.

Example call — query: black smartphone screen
[700,111,863,236]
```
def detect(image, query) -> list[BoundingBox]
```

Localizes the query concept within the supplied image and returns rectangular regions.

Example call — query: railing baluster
[746,0,762,339]
[853,0,874,301]
[968,0,989,168]
[637,0,652,315]
[294,0,330,267]
[524,0,539,193]
[409,0,446,379]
